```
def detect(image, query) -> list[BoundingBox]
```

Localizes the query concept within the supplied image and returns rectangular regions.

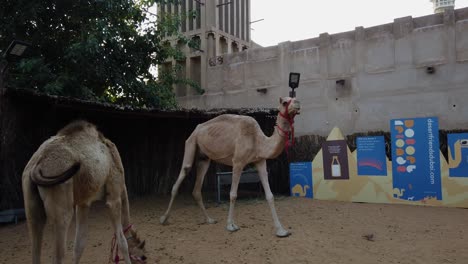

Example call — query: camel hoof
[276,228,291,237]
[160,215,169,225]
[206,218,217,224]
[226,223,240,232]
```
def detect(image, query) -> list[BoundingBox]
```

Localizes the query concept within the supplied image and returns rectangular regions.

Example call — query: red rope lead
[108,224,140,264]
[277,100,296,155]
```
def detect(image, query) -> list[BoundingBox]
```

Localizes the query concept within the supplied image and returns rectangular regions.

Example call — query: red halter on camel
[108,224,146,264]
[276,99,297,155]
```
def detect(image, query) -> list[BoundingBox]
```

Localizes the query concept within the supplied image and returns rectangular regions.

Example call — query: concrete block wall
[178,7,468,136]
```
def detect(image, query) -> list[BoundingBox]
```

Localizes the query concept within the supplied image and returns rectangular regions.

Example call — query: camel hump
[31,162,81,187]
[198,114,259,135]
[202,114,256,126]
[57,120,97,137]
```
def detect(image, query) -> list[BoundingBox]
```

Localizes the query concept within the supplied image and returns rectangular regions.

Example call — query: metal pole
[289,89,296,98]
[0,60,7,92]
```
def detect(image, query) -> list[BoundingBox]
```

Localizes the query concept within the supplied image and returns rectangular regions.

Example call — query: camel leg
[42,187,74,264]
[52,213,73,264]
[192,159,216,224]
[226,165,243,232]
[121,187,131,227]
[28,210,46,264]
[72,205,90,264]
[160,136,197,224]
[159,165,191,224]
[23,180,46,264]
[255,160,290,237]
[106,198,131,264]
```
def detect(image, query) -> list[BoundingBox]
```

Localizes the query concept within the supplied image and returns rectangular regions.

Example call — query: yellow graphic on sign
[291,184,310,197]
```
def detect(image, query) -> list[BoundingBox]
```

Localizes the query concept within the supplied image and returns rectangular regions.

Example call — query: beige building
[159,0,254,97]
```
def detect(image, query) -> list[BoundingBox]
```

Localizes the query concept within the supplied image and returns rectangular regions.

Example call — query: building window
[220,37,228,54]
[196,1,201,29]
[436,0,454,6]
[218,0,223,31]
[230,0,234,35]
[189,0,194,31]
[181,0,186,32]
[190,36,201,53]
[175,60,187,97]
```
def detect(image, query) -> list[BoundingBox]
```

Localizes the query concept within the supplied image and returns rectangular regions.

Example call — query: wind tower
[430,0,455,13]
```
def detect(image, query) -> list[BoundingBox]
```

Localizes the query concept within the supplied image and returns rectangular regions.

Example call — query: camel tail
[30,162,81,187]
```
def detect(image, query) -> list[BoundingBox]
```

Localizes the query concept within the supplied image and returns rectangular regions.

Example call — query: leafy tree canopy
[0,0,200,108]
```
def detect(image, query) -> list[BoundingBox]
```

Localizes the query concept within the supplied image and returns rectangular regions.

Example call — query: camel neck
[259,113,293,159]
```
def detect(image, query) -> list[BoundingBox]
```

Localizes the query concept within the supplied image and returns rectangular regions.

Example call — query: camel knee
[192,190,202,201]
[177,164,192,176]
[183,165,191,174]
[265,192,274,202]
[229,192,237,202]
[106,200,121,212]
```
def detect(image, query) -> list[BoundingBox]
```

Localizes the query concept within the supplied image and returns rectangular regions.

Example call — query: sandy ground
[1,194,468,264]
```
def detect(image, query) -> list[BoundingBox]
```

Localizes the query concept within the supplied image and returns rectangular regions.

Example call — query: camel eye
[282,101,288,106]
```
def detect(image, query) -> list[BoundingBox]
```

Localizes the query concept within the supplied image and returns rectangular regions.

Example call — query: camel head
[278,97,301,118]
[126,229,147,264]
[462,139,468,148]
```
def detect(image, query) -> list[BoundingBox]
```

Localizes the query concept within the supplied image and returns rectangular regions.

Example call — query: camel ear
[279,97,283,104]
[138,240,146,249]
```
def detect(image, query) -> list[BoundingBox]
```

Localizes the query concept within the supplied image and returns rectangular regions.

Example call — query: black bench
[216,170,261,203]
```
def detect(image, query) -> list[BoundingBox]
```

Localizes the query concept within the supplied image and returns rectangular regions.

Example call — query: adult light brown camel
[160,96,300,237]
[22,120,147,264]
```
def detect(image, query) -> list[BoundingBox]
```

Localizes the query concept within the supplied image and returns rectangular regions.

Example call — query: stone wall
[178,7,468,136]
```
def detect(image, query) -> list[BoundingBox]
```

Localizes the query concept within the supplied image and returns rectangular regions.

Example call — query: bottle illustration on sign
[331,156,341,177]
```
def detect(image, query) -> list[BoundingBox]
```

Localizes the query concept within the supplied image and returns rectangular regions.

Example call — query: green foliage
[0,0,202,108]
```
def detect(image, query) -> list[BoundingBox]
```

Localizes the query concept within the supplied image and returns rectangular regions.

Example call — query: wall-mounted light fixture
[1,40,32,76]
[289,72,300,98]
[3,40,31,62]
[426,66,435,74]
[256,88,267,94]
[336,79,345,86]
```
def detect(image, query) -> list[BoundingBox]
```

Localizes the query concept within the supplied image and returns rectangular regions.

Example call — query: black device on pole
[288,72,300,98]
[1,40,32,90]
[1,40,31,75]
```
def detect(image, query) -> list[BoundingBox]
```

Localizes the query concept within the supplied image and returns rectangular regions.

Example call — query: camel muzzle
[291,101,301,115]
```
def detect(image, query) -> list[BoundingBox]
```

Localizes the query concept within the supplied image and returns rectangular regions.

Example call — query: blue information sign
[357,136,387,176]
[390,117,442,201]
[290,162,313,198]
